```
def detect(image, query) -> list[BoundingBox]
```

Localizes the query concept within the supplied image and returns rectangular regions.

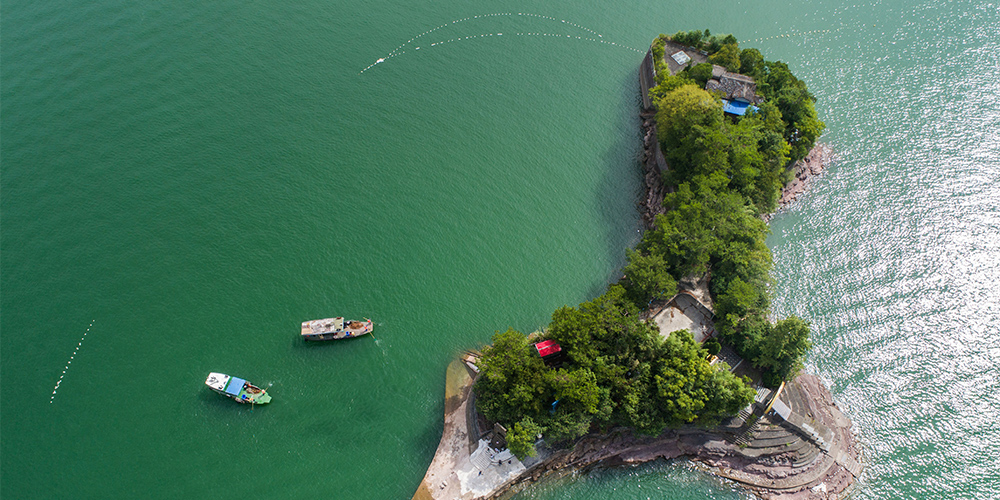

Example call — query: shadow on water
[292,332,376,353]
[197,388,271,412]
[587,67,646,300]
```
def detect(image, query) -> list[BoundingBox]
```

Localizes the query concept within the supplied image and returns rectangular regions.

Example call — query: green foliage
[654,330,712,423]
[547,368,601,415]
[648,73,697,102]
[645,40,820,391]
[701,368,756,423]
[753,316,811,385]
[685,62,715,87]
[739,48,764,77]
[774,86,825,162]
[714,277,770,340]
[670,29,706,48]
[703,338,722,356]
[652,37,666,61]
[655,86,724,176]
[642,178,771,285]
[651,37,667,84]
[474,328,548,425]
[754,61,825,163]
[651,330,755,429]
[668,30,736,54]
[474,285,756,445]
[653,86,792,214]
[622,249,678,305]
[507,416,544,459]
[708,43,741,72]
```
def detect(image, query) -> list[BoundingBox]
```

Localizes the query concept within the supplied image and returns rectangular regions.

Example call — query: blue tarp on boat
[721,99,758,116]
[225,377,246,396]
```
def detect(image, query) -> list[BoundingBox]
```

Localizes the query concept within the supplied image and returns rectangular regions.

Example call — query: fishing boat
[301,317,373,341]
[205,373,272,404]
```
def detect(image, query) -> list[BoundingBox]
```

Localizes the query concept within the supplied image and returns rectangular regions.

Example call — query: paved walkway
[412,357,526,500]
[653,293,715,342]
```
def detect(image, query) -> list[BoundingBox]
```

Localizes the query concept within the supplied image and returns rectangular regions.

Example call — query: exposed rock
[765,143,836,222]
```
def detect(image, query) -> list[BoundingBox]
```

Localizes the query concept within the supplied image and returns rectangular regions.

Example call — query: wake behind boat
[301,317,373,341]
[205,373,271,404]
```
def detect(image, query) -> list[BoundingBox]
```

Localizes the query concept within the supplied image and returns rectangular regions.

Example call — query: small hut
[533,340,565,367]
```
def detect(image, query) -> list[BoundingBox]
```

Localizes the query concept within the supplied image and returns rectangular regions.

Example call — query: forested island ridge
[413,30,859,500]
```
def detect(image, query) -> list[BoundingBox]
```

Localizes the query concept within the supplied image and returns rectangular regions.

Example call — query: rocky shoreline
[638,111,669,229]
[765,143,835,222]
[413,358,860,500]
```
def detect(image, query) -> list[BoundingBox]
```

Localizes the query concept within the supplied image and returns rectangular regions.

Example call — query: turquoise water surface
[3,0,998,498]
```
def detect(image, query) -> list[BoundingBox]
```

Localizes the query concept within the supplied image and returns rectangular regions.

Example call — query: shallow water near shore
[3,0,999,498]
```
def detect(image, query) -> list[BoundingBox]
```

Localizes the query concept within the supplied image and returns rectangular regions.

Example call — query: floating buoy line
[360,12,642,74]
[50,320,94,403]
[361,19,852,74]
[747,27,842,43]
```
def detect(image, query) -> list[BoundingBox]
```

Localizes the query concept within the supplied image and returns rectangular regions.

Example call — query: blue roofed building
[721,98,759,116]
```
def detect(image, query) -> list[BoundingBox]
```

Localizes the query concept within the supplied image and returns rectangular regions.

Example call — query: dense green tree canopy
[506,416,543,459]
[739,48,764,76]
[474,328,548,426]
[641,35,817,386]
[475,288,755,457]
[622,249,678,305]
[708,43,741,72]
[686,62,715,87]
[753,316,812,382]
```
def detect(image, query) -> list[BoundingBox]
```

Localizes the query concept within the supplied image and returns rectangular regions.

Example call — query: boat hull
[205,373,272,404]
[301,317,373,341]
[210,388,272,404]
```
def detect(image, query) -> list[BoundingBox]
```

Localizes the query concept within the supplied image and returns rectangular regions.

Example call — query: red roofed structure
[534,340,562,358]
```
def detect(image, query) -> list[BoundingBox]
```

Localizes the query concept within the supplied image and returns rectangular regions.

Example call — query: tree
[650,329,754,427]
[714,277,767,338]
[739,48,764,77]
[547,368,601,415]
[774,86,825,162]
[700,368,756,422]
[622,249,678,305]
[474,328,547,425]
[649,74,697,101]
[686,62,714,87]
[656,85,723,152]
[507,416,544,459]
[703,338,722,356]
[671,29,705,48]
[753,316,811,385]
[639,330,703,430]
[708,43,741,72]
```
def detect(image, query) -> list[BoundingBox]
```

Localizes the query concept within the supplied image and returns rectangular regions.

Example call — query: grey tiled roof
[706,69,761,104]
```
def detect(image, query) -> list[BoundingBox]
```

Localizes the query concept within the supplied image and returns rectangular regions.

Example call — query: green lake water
[2,0,997,498]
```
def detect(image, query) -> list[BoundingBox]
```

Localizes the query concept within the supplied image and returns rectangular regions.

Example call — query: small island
[413,30,859,500]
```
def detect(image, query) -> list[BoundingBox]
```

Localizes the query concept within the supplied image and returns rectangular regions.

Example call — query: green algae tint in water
[3,0,1000,499]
